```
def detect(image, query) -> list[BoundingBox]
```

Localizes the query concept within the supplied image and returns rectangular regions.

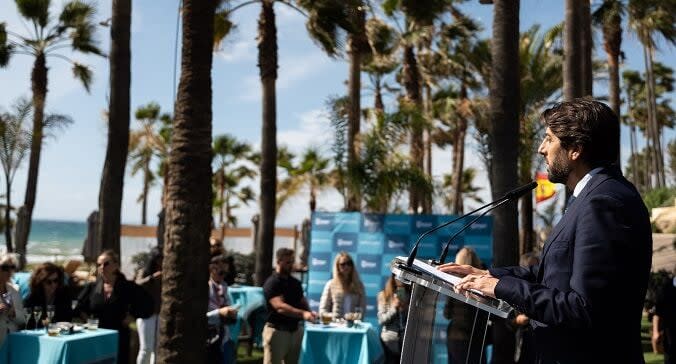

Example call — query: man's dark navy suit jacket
[489,167,652,364]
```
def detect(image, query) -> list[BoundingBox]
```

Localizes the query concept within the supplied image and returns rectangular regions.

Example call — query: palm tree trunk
[629,125,638,187]
[5,178,12,253]
[345,4,367,212]
[642,45,660,188]
[603,7,622,164]
[346,18,364,211]
[423,84,433,213]
[580,0,593,97]
[255,0,277,286]
[310,188,316,213]
[564,0,583,101]
[489,1,520,362]
[374,76,384,114]
[98,0,131,255]
[15,52,48,269]
[156,0,215,361]
[403,44,425,213]
[141,165,149,225]
[645,44,665,187]
[219,173,225,226]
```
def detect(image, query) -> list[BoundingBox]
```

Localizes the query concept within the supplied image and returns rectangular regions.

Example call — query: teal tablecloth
[227,285,266,346]
[300,322,384,364]
[1,328,118,364]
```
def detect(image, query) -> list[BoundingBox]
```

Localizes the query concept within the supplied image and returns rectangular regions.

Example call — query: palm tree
[623,69,646,189]
[212,134,257,227]
[129,102,170,225]
[382,0,455,214]
[156,0,216,362]
[98,0,131,255]
[628,0,676,188]
[353,111,432,213]
[0,99,31,253]
[440,168,484,212]
[593,0,624,163]
[427,11,486,215]
[0,0,102,266]
[277,146,332,214]
[214,0,353,285]
[488,0,520,361]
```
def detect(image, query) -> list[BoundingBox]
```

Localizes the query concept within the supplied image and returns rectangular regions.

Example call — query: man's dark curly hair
[541,98,619,168]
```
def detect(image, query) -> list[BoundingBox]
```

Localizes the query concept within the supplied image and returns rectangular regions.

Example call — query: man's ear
[568,145,583,161]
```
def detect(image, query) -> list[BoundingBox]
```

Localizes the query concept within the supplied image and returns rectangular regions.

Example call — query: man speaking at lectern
[439,99,652,364]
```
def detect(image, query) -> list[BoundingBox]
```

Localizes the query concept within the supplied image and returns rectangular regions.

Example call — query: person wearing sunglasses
[0,253,25,346]
[24,262,73,328]
[319,252,365,320]
[75,250,153,364]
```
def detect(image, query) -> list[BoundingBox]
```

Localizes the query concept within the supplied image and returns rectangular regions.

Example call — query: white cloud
[277,108,332,153]
[238,51,335,102]
[216,40,256,63]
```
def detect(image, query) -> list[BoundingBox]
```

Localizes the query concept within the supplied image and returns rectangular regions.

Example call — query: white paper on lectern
[397,256,463,286]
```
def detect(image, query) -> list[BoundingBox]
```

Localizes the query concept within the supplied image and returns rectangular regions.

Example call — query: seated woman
[377,274,410,364]
[75,250,153,364]
[0,253,25,346]
[24,262,73,328]
[319,252,365,319]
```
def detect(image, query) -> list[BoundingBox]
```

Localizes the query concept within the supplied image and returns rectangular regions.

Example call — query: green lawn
[236,344,263,364]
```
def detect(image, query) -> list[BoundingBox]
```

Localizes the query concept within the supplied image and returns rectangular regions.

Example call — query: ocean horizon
[0,219,87,262]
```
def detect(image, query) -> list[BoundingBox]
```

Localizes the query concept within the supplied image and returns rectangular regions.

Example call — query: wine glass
[32,307,43,331]
[23,307,32,330]
[46,304,55,329]
[354,306,363,321]
[46,305,55,323]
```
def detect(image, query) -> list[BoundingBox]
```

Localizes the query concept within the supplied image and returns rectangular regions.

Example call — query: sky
[0,0,674,228]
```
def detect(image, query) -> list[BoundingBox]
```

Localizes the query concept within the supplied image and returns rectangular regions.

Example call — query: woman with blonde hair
[319,252,365,319]
[0,253,25,346]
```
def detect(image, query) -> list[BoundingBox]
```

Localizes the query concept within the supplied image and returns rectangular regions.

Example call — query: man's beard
[547,153,572,184]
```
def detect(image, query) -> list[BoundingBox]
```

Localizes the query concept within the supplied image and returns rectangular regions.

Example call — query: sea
[0,219,87,263]
[0,219,295,277]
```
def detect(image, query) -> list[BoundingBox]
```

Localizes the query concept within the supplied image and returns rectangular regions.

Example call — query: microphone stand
[405,181,537,267]
[435,198,511,265]
[405,201,502,267]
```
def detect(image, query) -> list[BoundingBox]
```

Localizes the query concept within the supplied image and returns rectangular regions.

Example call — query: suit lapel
[537,167,616,281]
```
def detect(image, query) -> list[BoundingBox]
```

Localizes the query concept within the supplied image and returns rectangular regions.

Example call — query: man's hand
[454,274,498,298]
[515,313,530,326]
[218,306,238,318]
[302,310,317,322]
[437,263,489,277]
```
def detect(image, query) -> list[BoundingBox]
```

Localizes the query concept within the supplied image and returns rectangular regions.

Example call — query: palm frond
[16,0,50,28]
[0,23,14,66]
[72,62,92,92]
[42,112,73,137]
[70,23,104,56]
[213,10,234,50]
[59,1,97,28]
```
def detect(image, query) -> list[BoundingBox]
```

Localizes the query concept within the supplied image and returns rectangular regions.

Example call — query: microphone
[405,181,537,267]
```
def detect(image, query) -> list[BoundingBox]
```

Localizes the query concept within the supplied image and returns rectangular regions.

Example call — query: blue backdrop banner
[307,212,493,364]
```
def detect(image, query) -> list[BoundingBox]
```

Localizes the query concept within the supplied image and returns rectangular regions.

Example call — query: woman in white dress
[0,253,26,346]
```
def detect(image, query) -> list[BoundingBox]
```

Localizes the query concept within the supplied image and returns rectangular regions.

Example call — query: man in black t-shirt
[262,248,317,364]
